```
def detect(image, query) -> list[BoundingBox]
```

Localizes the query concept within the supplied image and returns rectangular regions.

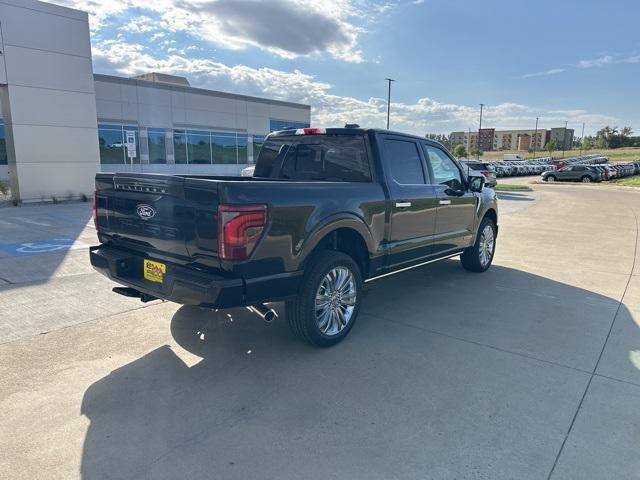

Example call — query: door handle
[395,201,412,208]
[439,199,452,205]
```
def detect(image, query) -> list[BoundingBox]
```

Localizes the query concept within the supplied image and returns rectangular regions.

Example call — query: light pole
[579,122,585,156]
[477,103,484,160]
[562,120,568,158]
[532,117,539,160]
[385,78,395,130]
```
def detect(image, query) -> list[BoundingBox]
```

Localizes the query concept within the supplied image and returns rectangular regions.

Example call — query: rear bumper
[90,245,302,308]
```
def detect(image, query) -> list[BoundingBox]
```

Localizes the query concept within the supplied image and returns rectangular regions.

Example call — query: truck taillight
[92,191,98,230]
[481,171,490,177]
[218,204,268,260]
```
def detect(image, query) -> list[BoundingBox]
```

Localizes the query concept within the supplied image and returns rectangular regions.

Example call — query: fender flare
[297,213,376,268]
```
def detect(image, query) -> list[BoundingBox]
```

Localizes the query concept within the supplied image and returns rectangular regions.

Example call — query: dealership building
[0,0,310,203]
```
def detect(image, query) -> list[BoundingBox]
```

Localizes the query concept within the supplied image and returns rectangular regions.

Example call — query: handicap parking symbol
[1,239,87,256]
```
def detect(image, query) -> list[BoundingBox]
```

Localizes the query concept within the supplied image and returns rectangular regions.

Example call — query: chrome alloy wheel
[478,224,495,267]
[315,267,357,336]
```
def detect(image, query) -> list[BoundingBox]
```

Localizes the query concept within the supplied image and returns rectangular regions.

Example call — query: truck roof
[269,127,444,145]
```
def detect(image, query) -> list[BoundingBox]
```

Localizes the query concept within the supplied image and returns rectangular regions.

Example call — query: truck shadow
[79,261,638,479]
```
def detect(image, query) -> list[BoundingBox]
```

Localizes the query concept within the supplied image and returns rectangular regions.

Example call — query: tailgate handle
[439,199,452,205]
[395,201,411,208]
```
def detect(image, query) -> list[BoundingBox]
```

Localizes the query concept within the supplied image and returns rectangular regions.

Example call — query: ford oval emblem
[136,204,156,220]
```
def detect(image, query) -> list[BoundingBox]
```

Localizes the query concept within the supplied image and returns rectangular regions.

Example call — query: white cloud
[577,55,614,69]
[92,40,617,134]
[523,52,640,78]
[522,68,566,79]
[50,0,399,63]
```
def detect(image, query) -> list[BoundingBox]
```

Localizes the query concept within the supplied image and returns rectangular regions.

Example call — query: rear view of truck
[91,172,271,308]
[91,127,384,346]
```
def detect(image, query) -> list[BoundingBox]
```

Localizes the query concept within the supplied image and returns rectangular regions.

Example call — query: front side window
[383,139,425,185]
[424,145,463,190]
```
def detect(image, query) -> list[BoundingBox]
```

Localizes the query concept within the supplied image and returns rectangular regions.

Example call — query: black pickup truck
[90,127,498,346]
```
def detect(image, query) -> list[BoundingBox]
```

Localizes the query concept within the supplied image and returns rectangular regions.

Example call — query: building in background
[550,127,574,150]
[94,73,309,176]
[478,128,495,152]
[0,0,309,203]
[449,127,569,152]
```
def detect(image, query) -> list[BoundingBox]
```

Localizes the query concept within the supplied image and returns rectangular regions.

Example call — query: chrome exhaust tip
[247,304,278,323]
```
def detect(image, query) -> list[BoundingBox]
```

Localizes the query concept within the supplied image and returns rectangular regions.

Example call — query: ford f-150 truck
[90,127,498,347]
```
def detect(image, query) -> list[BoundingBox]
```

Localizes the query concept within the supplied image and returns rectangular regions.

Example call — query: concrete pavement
[0,184,639,479]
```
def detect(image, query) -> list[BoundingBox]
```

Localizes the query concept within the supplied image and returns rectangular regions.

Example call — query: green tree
[581,138,592,151]
[546,140,558,155]
[453,144,468,158]
[470,148,483,158]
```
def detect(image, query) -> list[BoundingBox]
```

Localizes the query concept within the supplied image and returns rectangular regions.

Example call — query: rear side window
[383,139,425,185]
[466,163,485,171]
[254,135,371,182]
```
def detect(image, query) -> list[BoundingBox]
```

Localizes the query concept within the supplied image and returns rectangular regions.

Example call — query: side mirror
[469,176,484,193]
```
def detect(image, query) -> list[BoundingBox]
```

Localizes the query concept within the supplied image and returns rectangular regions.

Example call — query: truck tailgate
[96,173,220,261]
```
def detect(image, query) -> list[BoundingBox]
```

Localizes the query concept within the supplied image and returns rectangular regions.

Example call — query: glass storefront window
[173,130,188,164]
[0,121,7,165]
[269,119,310,132]
[98,124,125,164]
[187,130,211,164]
[212,133,237,164]
[148,128,166,164]
[237,134,248,164]
[252,135,265,163]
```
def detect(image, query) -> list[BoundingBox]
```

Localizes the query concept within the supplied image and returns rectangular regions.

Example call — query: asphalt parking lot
[1,184,639,480]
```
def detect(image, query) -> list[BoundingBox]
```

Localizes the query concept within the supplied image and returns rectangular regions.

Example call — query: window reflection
[173,130,187,164]
[212,133,237,164]
[97,124,264,166]
[0,121,7,166]
[187,130,211,164]
[148,129,166,164]
[98,124,125,164]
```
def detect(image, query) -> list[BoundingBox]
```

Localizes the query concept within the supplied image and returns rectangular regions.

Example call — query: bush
[0,181,7,195]
[453,144,468,158]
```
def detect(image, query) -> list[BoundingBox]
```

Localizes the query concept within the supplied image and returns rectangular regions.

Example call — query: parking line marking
[0,239,89,256]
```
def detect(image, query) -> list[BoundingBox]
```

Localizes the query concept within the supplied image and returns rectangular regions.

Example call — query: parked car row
[541,161,640,183]
[486,154,609,178]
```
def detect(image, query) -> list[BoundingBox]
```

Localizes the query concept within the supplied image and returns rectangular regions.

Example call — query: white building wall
[0,0,100,203]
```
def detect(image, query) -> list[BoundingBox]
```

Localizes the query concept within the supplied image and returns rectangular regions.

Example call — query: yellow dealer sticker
[144,259,166,283]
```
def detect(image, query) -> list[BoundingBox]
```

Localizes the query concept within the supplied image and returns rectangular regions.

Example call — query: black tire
[460,217,497,272]
[581,176,592,183]
[286,250,362,347]
[545,175,556,182]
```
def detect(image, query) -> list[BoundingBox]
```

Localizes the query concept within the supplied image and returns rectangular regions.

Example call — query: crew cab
[90,127,498,346]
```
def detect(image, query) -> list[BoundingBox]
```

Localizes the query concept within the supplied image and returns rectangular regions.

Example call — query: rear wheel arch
[301,226,371,278]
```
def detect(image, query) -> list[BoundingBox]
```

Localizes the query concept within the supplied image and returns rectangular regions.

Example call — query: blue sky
[54,0,640,136]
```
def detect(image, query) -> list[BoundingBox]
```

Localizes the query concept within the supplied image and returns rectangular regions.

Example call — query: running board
[364,251,463,283]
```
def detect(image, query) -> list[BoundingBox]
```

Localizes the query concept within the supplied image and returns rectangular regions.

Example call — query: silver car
[460,161,497,187]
